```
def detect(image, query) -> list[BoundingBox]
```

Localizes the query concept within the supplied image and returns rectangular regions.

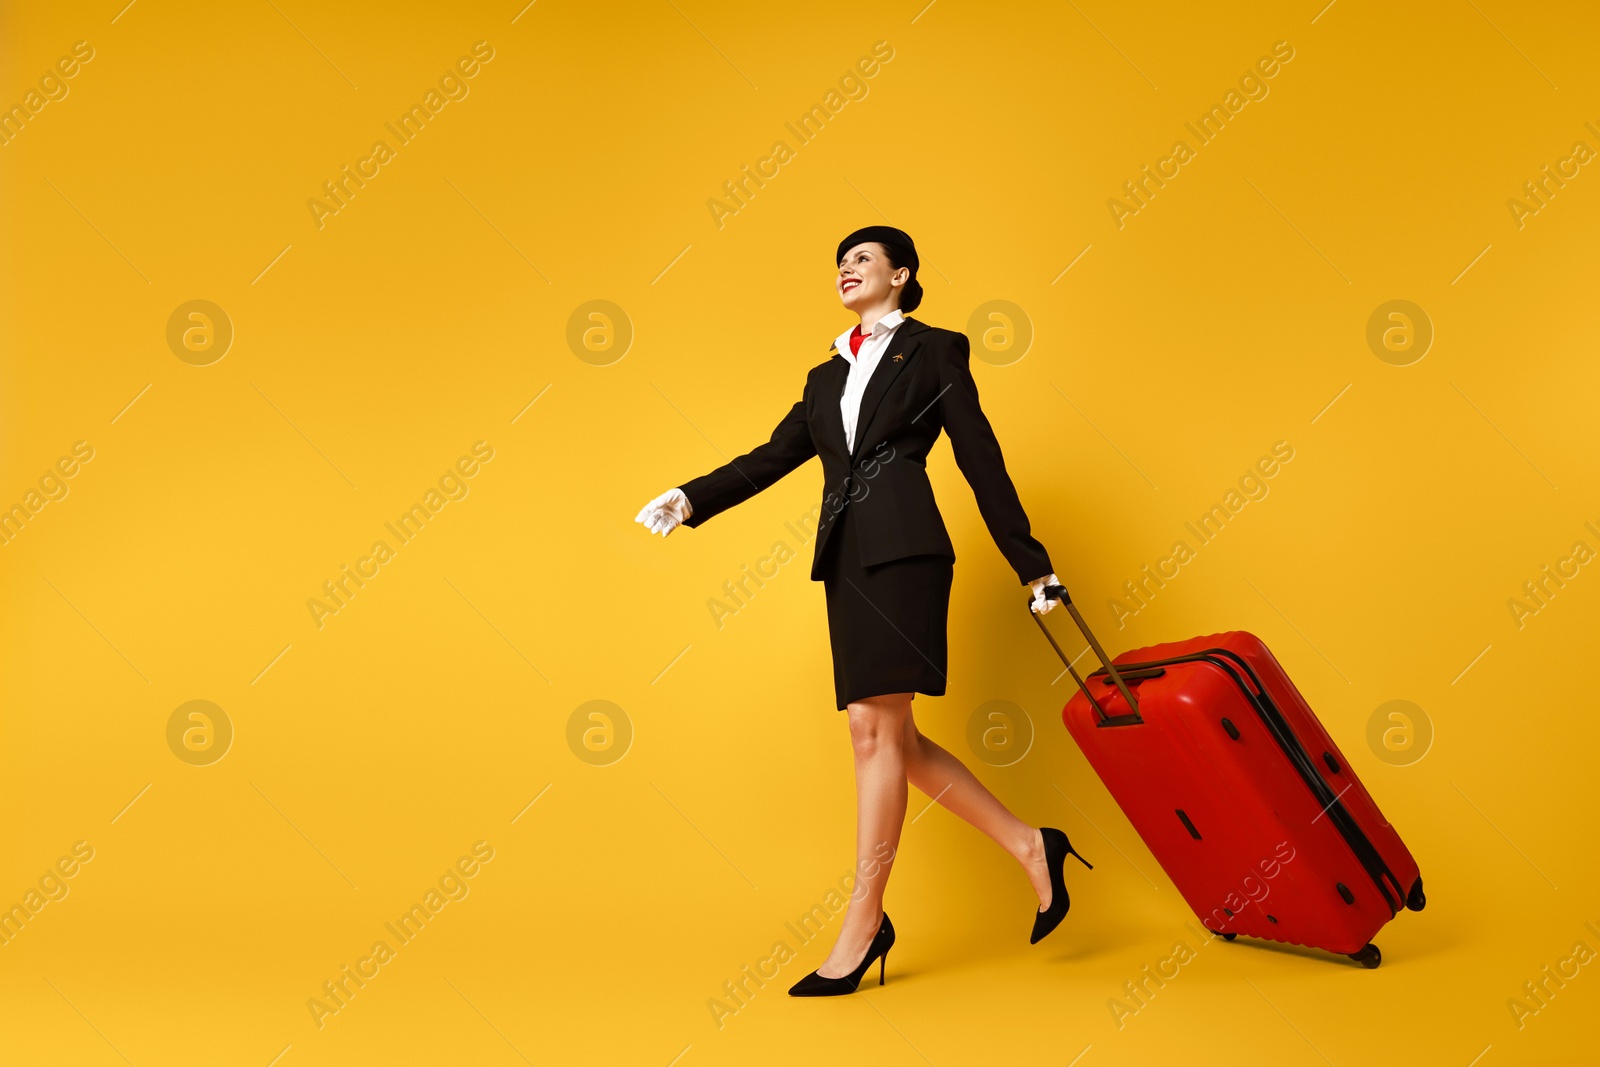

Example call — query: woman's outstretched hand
[635,488,693,537]
[1028,573,1063,615]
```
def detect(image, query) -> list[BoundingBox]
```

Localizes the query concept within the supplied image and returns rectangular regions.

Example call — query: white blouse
[832,308,906,453]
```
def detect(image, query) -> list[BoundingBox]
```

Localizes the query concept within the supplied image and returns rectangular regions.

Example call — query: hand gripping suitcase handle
[1029,584,1142,723]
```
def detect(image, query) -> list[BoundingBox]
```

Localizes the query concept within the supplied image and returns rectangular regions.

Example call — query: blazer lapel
[818,344,850,459]
[849,318,923,463]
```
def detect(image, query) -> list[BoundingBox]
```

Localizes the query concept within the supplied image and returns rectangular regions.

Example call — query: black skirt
[819,500,954,710]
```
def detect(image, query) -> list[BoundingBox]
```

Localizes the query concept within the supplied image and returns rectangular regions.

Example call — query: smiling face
[836,242,908,312]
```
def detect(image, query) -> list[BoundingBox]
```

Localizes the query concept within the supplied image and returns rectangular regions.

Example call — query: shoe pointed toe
[1030,894,1069,944]
[787,969,837,997]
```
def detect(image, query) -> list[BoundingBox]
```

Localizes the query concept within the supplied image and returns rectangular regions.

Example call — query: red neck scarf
[848,325,869,357]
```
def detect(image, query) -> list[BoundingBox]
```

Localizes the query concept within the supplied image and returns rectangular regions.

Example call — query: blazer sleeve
[677,391,817,528]
[937,331,1055,584]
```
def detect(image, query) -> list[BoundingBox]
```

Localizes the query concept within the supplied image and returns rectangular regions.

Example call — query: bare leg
[899,709,1055,911]
[816,692,911,978]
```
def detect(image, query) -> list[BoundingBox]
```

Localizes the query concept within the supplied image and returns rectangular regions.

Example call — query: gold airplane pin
[891,354,903,362]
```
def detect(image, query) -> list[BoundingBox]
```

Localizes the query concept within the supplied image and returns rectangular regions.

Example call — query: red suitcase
[1033,586,1424,967]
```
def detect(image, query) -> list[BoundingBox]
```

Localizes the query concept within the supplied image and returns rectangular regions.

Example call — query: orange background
[3,1,1598,1063]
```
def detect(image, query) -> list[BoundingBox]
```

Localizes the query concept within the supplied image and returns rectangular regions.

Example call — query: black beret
[836,225,918,269]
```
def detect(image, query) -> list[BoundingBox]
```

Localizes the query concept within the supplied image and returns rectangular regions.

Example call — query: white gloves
[635,487,693,537]
[1029,573,1062,615]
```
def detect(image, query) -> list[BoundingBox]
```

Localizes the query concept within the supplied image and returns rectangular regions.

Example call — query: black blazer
[678,316,1054,584]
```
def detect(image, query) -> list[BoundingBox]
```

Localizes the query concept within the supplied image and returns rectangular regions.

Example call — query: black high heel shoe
[788,912,895,996]
[1030,827,1092,944]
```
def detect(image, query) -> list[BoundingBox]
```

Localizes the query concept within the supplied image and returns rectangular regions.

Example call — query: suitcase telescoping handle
[1030,584,1143,723]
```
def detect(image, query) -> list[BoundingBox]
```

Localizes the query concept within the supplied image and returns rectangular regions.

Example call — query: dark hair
[879,242,923,312]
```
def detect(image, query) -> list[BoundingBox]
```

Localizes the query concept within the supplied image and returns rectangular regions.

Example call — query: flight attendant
[634,226,1091,996]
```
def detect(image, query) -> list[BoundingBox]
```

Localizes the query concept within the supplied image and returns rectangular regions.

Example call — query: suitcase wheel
[1406,878,1426,912]
[1347,943,1381,969]
[1221,932,1237,941]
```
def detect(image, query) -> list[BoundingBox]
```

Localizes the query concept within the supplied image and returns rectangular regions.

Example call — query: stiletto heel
[1031,827,1091,945]
[789,912,896,997]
